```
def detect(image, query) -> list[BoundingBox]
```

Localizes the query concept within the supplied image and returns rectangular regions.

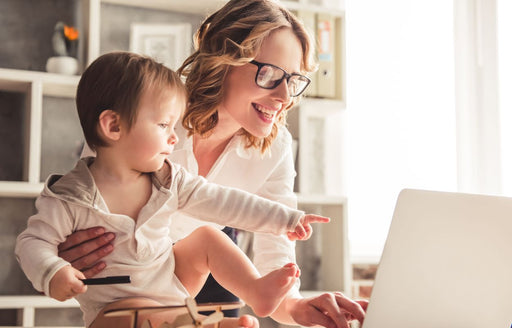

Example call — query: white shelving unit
[296,193,350,292]
[0,0,350,294]
[0,68,79,197]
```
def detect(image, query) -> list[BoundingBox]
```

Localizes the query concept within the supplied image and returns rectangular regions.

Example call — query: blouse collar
[181,130,255,160]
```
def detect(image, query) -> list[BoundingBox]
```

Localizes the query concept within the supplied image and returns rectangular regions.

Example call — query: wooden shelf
[0,68,79,98]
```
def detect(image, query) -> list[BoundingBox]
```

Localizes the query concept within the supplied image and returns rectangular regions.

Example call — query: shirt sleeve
[15,196,73,296]
[173,164,304,235]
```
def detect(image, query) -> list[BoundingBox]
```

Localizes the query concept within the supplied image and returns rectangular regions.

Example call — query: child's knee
[193,225,225,241]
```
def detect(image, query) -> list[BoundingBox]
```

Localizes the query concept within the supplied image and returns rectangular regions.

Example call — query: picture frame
[130,23,192,70]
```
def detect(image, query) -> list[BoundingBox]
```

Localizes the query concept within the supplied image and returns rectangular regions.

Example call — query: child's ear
[98,109,122,141]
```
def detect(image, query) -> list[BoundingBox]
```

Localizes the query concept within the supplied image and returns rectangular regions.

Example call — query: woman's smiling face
[220,27,303,138]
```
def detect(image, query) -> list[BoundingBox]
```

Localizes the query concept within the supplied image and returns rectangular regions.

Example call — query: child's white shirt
[15,158,303,327]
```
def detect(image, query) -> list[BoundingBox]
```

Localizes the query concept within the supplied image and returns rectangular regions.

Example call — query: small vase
[46,56,79,75]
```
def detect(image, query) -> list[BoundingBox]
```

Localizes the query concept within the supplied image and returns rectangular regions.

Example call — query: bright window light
[498,0,512,195]
[346,0,457,262]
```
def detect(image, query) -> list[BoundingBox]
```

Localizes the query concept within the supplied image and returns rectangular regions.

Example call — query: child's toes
[283,263,299,277]
[238,315,259,328]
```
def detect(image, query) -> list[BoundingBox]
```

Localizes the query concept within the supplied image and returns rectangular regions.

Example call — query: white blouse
[168,125,301,296]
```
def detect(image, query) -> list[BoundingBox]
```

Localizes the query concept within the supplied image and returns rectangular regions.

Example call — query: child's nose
[169,133,179,145]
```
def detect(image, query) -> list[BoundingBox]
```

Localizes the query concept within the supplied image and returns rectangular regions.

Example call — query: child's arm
[286,214,330,241]
[173,163,330,236]
[15,196,76,296]
[174,165,303,234]
[49,265,87,301]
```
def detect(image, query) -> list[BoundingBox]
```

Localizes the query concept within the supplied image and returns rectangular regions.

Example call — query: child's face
[121,87,184,173]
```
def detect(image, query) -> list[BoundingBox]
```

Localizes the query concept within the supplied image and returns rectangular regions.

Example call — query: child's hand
[49,265,87,301]
[287,214,330,241]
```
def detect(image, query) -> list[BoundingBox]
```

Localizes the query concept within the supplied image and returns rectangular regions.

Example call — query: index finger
[58,226,107,252]
[334,292,366,323]
[304,215,330,224]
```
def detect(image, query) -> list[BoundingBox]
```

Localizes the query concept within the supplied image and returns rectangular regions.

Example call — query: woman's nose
[273,79,291,103]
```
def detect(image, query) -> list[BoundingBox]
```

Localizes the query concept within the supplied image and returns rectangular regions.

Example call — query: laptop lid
[363,189,512,328]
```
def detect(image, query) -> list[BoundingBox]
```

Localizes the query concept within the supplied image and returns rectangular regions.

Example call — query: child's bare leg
[173,226,299,317]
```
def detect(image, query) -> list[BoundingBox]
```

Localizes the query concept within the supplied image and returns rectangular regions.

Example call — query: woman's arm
[256,228,368,328]
[251,131,368,327]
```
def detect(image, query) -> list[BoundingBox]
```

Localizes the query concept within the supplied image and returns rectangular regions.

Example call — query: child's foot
[248,263,300,317]
[218,315,259,328]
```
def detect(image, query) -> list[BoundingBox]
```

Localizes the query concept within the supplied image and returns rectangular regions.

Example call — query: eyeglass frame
[249,60,311,97]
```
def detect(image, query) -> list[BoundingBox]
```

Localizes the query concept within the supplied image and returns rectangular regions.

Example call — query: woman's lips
[253,103,277,123]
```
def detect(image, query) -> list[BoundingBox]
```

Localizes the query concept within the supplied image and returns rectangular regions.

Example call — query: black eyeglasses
[249,60,311,97]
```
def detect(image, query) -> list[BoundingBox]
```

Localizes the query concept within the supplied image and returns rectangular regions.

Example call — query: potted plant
[46,21,79,75]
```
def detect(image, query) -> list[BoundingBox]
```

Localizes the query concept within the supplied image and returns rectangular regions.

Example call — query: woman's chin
[245,125,274,139]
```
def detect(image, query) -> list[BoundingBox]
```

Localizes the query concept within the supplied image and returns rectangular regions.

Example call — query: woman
[59,1,367,327]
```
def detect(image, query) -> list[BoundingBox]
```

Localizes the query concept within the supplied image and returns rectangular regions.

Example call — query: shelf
[101,0,224,14]
[281,1,345,15]
[0,182,43,198]
[101,0,344,15]
[0,68,79,98]
[302,97,346,110]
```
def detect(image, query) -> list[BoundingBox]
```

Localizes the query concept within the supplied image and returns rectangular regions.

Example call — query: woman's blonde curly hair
[177,0,316,153]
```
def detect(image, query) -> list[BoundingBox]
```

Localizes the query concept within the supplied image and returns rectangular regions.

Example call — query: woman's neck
[192,126,240,177]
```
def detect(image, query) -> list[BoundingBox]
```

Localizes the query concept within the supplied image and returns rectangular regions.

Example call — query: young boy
[15,52,329,328]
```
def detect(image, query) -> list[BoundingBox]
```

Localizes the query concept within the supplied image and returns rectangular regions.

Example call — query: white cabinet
[0,0,349,293]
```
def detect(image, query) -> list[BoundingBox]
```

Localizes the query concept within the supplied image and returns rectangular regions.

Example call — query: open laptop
[362,189,512,328]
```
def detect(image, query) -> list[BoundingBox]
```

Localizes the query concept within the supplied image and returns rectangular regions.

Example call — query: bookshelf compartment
[0,90,28,182]
[40,96,84,182]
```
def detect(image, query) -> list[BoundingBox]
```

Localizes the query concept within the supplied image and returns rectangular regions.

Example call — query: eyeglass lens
[256,64,310,96]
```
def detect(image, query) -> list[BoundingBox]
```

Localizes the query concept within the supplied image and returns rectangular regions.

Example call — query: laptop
[362,189,512,328]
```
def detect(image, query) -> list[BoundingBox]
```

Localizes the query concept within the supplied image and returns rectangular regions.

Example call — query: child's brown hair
[76,51,186,151]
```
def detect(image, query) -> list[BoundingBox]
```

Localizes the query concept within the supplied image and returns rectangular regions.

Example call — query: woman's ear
[98,109,122,142]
